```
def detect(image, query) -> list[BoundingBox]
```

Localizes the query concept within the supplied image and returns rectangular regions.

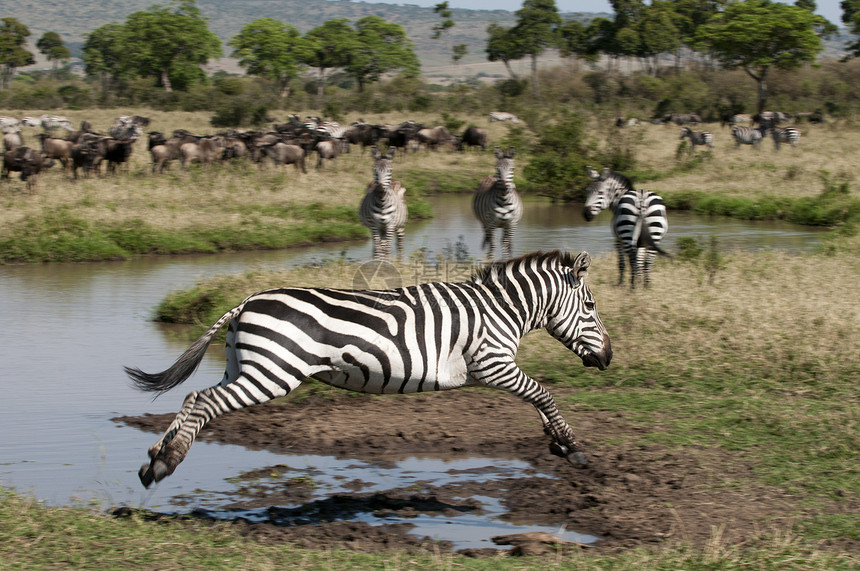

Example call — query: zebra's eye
[584,300,596,310]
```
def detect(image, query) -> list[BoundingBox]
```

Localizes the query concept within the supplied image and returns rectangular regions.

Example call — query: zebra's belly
[310,353,470,394]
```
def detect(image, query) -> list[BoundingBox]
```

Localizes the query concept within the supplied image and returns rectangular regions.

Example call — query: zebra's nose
[583,209,596,222]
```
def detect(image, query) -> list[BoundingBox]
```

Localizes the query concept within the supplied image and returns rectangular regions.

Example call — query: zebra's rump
[613,191,668,245]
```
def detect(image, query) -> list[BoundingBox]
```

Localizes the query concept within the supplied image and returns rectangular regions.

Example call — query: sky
[360,0,845,28]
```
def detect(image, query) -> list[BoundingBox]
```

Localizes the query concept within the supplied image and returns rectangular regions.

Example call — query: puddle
[175,453,599,550]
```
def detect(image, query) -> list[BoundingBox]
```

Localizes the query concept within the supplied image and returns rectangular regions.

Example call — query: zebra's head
[371,146,395,189]
[546,252,612,371]
[583,166,631,221]
[494,147,516,191]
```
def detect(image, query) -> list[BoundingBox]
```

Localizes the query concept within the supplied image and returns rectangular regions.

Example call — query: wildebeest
[36,133,74,171]
[104,137,136,175]
[663,113,702,126]
[258,141,306,173]
[314,139,340,169]
[2,146,44,192]
[385,121,422,155]
[456,125,488,152]
[415,126,456,151]
[179,136,225,169]
[3,129,23,152]
[70,137,103,180]
[344,122,385,154]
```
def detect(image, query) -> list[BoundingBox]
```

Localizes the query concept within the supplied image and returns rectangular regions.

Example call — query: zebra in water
[731,125,764,149]
[359,146,408,261]
[770,126,800,150]
[680,127,713,152]
[583,167,670,289]
[473,147,523,261]
[126,250,613,487]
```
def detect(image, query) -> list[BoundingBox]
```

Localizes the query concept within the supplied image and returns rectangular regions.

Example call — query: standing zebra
[126,250,613,487]
[359,146,408,261]
[679,127,713,152]
[731,125,764,149]
[473,147,523,260]
[583,167,670,289]
[770,126,800,150]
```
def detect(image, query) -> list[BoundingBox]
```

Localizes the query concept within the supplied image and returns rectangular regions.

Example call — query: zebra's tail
[637,224,673,258]
[125,301,248,396]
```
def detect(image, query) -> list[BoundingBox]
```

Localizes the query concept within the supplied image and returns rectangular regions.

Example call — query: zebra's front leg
[483,227,495,261]
[395,226,405,261]
[501,226,515,260]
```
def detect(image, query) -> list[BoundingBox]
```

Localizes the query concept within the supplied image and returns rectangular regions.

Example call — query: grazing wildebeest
[2,146,44,192]
[456,125,488,152]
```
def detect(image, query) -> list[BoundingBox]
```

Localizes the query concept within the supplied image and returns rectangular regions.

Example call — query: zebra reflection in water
[126,250,612,487]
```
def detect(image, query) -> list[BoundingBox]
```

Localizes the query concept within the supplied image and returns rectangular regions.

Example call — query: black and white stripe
[489,111,519,123]
[126,250,613,487]
[359,146,408,261]
[473,147,523,261]
[731,125,764,148]
[770,126,800,150]
[680,127,713,152]
[583,167,670,288]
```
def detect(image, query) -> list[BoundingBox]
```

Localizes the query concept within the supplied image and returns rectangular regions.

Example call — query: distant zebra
[22,114,73,131]
[473,147,523,261]
[126,250,613,487]
[770,126,800,150]
[680,127,713,152]
[359,146,408,261]
[731,126,764,149]
[583,167,670,289]
[0,116,20,133]
[489,111,519,123]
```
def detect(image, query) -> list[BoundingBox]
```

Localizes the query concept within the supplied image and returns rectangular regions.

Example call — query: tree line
[1,0,858,114]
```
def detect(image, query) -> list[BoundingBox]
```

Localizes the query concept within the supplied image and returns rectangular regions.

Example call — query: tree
[82,23,128,97]
[636,1,681,74]
[346,16,419,92]
[695,1,822,113]
[229,18,310,100]
[512,0,562,98]
[0,17,34,89]
[36,32,71,79]
[485,21,525,80]
[304,19,357,98]
[123,0,222,92]
[432,2,468,65]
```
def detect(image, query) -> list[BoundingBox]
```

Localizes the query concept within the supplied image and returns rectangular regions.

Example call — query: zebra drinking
[583,167,670,288]
[679,127,713,152]
[473,147,523,261]
[126,250,613,487]
[359,146,408,261]
[770,126,800,151]
[731,125,764,149]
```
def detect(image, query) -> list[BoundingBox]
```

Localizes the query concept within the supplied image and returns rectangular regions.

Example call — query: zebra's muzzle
[580,335,612,370]
[583,208,597,222]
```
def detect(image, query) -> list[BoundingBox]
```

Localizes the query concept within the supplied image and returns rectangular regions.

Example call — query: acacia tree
[304,19,357,98]
[229,18,309,100]
[36,31,71,79]
[123,0,221,92]
[345,16,419,92]
[485,21,525,80]
[512,0,562,98]
[0,17,34,89]
[695,0,822,113]
[82,23,128,98]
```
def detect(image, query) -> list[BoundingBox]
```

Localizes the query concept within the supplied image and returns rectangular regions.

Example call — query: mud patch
[116,388,809,556]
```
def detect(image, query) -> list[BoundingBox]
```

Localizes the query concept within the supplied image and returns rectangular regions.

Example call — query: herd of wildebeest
[0,112,507,192]
[0,107,825,193]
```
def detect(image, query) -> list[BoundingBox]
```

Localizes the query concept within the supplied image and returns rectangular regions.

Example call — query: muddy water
[0,195,824,548]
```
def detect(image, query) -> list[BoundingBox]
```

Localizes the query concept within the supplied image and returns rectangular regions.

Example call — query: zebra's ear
[371,145,379,159]
[585,166,600,180]
[506,147,516,158]
[494,147,503,159]
[600,167,611,179]
[570,251,591,279]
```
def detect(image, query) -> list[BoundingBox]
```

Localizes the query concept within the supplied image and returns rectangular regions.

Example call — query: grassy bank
[2,108,860,263]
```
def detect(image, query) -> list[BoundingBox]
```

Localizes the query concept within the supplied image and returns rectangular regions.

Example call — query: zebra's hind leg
[482,227,495,261]
[395,226,405,260]
[641,249,657,288]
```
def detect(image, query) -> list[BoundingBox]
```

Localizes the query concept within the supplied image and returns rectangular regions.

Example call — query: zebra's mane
[471,250,574,284]
[605,170,635,191]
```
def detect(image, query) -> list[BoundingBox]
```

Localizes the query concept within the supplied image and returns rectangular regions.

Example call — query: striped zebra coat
[473,147,523,261]
[731,125,765,148]
[126,250,613,487]
[770,126,800,150]
[359,147,408,261]
[583,167,670,288]
[680,127,713,152]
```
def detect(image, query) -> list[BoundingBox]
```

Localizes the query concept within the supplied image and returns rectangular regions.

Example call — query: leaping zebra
[770,126,800,151]
[359,146,408,261]
[731,125,764,149]
[473,147,523,261]
[680,127,713,152]
[126,250,613,487]
[583,167,670,289]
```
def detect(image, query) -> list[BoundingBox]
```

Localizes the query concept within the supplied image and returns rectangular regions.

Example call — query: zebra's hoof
[568,451,588,467]
[139,464,154,488]
[548,441,569,458]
